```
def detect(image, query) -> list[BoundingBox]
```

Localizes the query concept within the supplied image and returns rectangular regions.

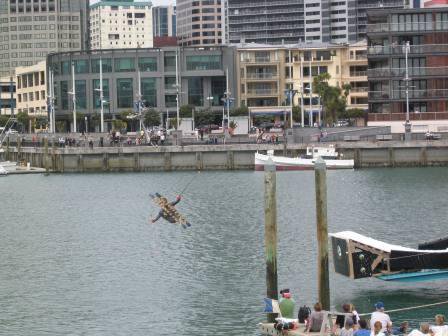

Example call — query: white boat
[255,146,354,171]
[0,161,16,168]
[0,165,7,175]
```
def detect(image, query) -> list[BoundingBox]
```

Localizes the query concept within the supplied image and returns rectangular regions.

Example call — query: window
[186,55,221,70]
[188,77,203,106]
[165,95,177,107]
[61,61,70,75]
[60,80,68,109]
[164,54,176,71]
[93,79,109,109]
[75,60,89,74]
[115,58,135,72]
[211,77,225,106]
[138,57,157,71]
[117,78,133,108]
[75,80,87,109]
[165,77,176,90]
[91,59,112,73]
[141,78,157,107]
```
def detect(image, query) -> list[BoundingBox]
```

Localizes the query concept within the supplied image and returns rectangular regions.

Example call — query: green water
[0,168,447,335]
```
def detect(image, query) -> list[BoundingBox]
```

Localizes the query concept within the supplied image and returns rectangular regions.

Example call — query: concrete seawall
[4,141,448,172]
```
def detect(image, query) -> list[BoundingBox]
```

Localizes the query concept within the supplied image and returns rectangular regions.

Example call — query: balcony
[368,112,448,122]
[367,21,448,34]
[368,66,448,78]
[246,73,278,80]
[246,88,279,96]
[349,71,367,77]
[230,0,303,8]
[230,16,304,24]
[367,44,448,56]
[229,24,304,33]
[357,1,403,8]
[350,87,369,93]
[369,88,448,100]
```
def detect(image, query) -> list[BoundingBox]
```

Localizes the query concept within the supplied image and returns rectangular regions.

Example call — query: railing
[229,7,304,15]
[368,66,448,78]
[357,1,403,8]
[246,89,278,95]
[350,71,367,77]
[349,54,367,60]
[350,87,368,93]
[369,89,448,100]
[368,112,448,122]
[229,24,304,32]
[246,73,278,79]
[230,0,302,8]
[229,16,304,24]
[367,44,448,55]
[367,21,448,33]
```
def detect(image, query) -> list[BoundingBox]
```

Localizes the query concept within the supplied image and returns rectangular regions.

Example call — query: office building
[46,47,237,131]
[0,0,89,78]
[176,0,224,46]
[367,7,448,132]
[0,77,16,116]
[90,0,153,50]
[153,5,176,37]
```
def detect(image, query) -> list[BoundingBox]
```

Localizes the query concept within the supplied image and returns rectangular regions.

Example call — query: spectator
[278,289,296,319]
[431,315,448,336]
[340,319,355,336]
[371,302,392,333]
[336,303,352,330]
[373,321,386,336]
[393,321,409,335]
[354,320,371,336]
[408,323,433,336]
[307,302,324,332]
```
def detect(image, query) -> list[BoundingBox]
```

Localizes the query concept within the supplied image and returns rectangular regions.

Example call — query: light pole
[67,61,77,133]
[175,47,180,130]
[84,116,88,133]
[284,89,297,128]
[300,56,305,127]
[403,41,412,141]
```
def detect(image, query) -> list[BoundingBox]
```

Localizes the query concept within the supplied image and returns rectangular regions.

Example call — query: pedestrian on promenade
[160,132,165,145]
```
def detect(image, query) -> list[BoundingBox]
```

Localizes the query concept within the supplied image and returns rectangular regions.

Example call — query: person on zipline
[151,193,191,228]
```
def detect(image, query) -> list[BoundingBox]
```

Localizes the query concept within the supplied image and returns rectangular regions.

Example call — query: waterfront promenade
[3,138,448,172]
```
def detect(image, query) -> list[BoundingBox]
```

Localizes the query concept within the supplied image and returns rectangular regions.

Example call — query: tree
[35,116,48,129]
[344,108,366,119]
[230,105,249,116]
[112,119,127,131]
[292,106,301,123]
[179,104,194,118]
[144,108,160,127]
[195,109,216,128]
[0,115,9,127]
[313,73,347,125]
[17,111,30,132]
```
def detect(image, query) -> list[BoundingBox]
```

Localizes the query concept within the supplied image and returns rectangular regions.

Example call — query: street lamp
[284,89,297,128]
[403,41,412,141]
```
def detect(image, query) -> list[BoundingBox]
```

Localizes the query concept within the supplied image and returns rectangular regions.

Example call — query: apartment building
[46,47,237,131]
[226,0,404,45]
[236,42,368,123]
[176,0,224,46]
[0,0,89,78]
[90,0,153,50]
[153,5,176,37]
[367,7,448,133]
[0,77,16,116]
[15,61,47,118]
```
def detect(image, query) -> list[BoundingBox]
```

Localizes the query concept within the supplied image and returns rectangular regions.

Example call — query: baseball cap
[375,301,385,309]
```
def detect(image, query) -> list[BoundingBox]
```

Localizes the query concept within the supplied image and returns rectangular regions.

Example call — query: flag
[263,298,281,314]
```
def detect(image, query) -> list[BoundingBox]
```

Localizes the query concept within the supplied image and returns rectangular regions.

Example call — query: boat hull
[255,153,354,171]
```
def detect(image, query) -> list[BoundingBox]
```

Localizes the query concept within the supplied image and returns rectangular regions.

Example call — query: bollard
[314,157,330,310]
[264,158,278,322]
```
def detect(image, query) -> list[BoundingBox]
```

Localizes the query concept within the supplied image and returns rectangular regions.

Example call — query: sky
[90,0,175,6]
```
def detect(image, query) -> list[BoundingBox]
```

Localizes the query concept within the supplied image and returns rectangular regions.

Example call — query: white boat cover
[330,231,448,253]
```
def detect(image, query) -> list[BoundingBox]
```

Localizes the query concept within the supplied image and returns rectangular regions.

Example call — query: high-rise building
[227,0,404,45]
[90,0,153,50]
[367,7,448,133]
[153,5,176,37]
[176,0,225,46]
[0,77,16,116]
[0,0,89,78]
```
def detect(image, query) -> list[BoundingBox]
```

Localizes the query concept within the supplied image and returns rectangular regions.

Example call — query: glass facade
[93,79,110,109]
[75,60,89,74]
[117,78,133,108]
[188,77,203,106]
[61,61,70,75]
[186,55,221,71]
[138,57,157,71]
[141,78,157,107]
[165,95,177,107]
[164,54,176,71]
[164,77,176,90]
[91,59,112,73]
[211,77,225,106]
[60,81,69,110]
[115,58,135,72]
[75,80,87,109]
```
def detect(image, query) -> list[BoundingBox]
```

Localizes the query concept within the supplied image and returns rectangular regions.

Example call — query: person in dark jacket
[151,193,191,228]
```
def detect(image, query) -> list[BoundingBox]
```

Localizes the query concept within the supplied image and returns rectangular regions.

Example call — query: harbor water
[1,168,447,335]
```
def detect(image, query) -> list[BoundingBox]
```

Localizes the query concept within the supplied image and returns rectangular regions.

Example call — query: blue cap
[375,302,385,309]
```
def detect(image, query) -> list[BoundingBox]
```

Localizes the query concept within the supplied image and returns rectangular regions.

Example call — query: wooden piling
[17,136,22,161]
[264,158,278,322]
[314,157,330,311]
[6,136,10,160]
[44,137,49,174]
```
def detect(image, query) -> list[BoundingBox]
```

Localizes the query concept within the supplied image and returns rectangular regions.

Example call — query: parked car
[335,120,349,127]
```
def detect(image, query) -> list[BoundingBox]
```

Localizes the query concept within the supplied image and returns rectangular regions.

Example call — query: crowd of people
[275,290,448,336]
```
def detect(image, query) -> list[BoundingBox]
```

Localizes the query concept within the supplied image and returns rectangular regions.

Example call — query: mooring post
[314,157,330,311]
[264,158,278,322]
[44,136,49,174]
